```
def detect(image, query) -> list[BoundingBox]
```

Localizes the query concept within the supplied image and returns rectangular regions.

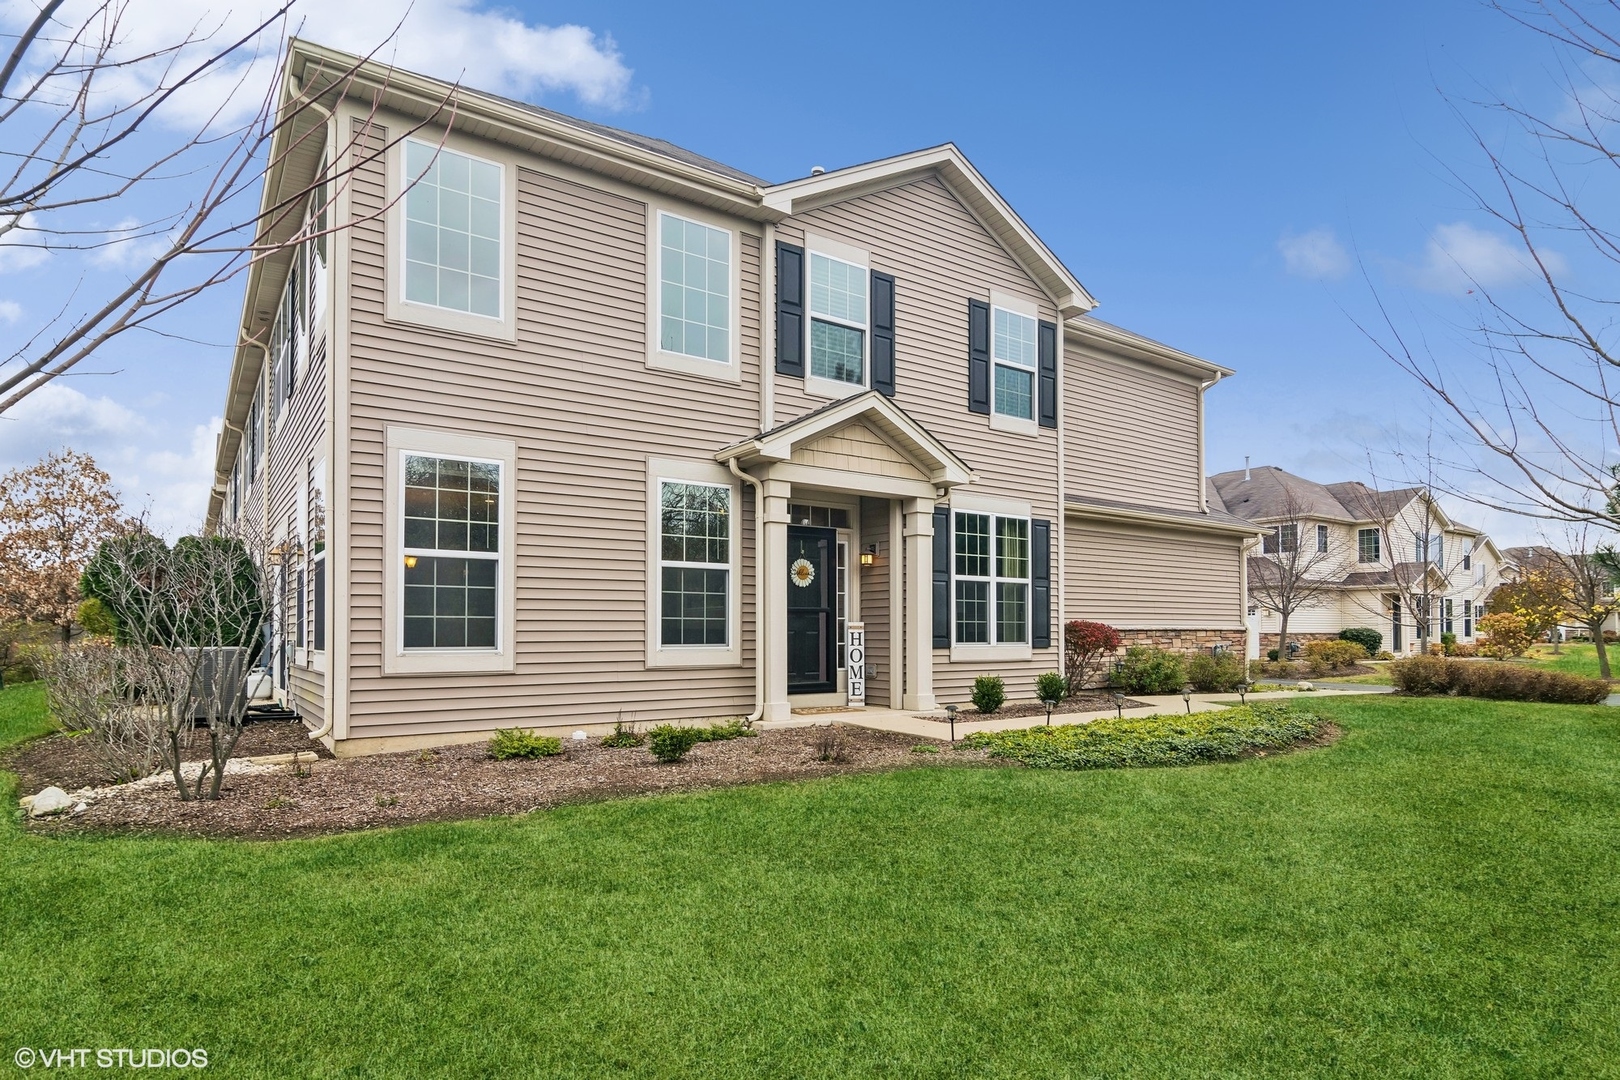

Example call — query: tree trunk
[1277,611,1291,666]
[1592,622,1612,680]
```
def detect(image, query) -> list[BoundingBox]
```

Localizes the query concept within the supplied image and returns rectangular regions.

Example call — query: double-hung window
[1416,533,1443,565]
[657,212,732,363]
[402,454,501,650]
[309,458,327,654]
[1266,523,1299,554]
[1316,524,1329,553]
[954,511,1030,645]
[658,480,731,647]
[991,305,1038,420]
[1357,528,1381,563]
[403,139,503,318]
[808,250,867,386]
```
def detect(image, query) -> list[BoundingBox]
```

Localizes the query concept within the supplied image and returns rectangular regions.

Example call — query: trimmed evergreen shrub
[1116,646,1186,694]
[1187,651,1246,692]
[971,675,1006,714]
[648,724,702,762]
[693,719,756,742]
[489,729,564,760]
[1339,627,1382,655]
[1034,671,1067,703]
[1302,640,1368,674]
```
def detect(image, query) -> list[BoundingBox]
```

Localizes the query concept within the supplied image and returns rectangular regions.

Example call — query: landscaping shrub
[1441,632,1458,655]
[1338,627,1382,656]
[1062,620,1122,695]
[1390,656,1609,704]
[1479,612,1533,659]
[693,719,756,742]
[1302,640,1368,674]
[971,675,1006,714]
[1267,648,1280,662]
[489,729,564,760]
[960,702,1326,770]
[1034,671,1067,703]
[1187,651,1245,692]
[1115,646,1185,694]
[1450,642,1478,658]
[648,724,702,762]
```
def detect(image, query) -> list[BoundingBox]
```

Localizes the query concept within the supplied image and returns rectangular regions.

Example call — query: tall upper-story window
[992,305,1037,420]
[402,454,501,650]
[1316,524,1329,553]
[1416,532,1443,565]
[657,212,731,363]
[808,251,867,386]
[1357,528,1381,563]
[403,139,502,319]
[1265,523,1299,554]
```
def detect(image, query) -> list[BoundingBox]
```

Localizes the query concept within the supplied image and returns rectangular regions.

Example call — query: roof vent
[1244,456,1251,482]
[810,165,826,176]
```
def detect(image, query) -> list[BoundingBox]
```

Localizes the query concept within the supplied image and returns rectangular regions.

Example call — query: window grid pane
[997,582,1028,644]
[808,252,867,325]
[659,214,731,362]
[404,142,501,317]
[956,581,989,644]
[810,320,864,384]
[955,513,990,577]
[402,453,500,652]
[993,364,1033,420]
[992,307,1037,368]
[403,555,497,650]
[660,481,732,648]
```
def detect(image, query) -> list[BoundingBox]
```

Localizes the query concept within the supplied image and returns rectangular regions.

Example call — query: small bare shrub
[815,725,848,763]
[40,641,165,784]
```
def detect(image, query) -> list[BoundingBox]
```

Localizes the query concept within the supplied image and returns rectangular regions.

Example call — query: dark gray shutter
[968,299,990,414]
[1031,519,1051,649]
[871,270,896,397]
[932,507,951,649]
[1037,320,1057,429]
[775,242,804,377]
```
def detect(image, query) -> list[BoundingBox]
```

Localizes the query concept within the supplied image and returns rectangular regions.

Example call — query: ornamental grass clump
[959,702,1326,770]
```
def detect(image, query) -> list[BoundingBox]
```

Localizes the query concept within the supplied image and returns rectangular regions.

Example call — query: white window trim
[988,289,1040,433]
[645,202,742,383]
[949,491,1033,662]
[646,457,743,668]
[309,456,328,672]
[386,131,518,342]
[383,426,517,675]
[803,232,871,401]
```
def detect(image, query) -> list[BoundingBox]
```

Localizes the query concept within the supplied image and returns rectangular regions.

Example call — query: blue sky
[0,0,1577,542]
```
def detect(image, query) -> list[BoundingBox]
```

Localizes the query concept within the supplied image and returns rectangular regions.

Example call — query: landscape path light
[945,704,957,744]
[1111,691,1124,719]
[1042,697,1058,726]
[1237,680,1251,706]
[1182,686,1193,714]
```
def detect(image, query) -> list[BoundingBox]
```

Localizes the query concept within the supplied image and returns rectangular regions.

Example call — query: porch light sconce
[1182,685,1193,714]
[403,555,418,570]
[860,545,877,567]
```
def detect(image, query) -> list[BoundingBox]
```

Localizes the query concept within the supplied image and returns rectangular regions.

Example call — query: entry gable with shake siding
[203,40,1252,755]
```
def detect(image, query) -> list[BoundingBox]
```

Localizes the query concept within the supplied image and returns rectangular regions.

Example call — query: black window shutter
[1037,320,1057,429]
[967,299,990,414]
[870,270,896,397]
[932,507,951,649]
[775,242,804,378]
[1031,519,1052,649]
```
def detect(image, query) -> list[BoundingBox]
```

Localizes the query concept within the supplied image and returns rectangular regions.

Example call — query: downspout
[728,457,764,724]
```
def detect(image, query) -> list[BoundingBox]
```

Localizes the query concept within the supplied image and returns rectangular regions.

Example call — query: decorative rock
[572,730,588,741]
[28,787,74,818]
[1298,682,1315,692]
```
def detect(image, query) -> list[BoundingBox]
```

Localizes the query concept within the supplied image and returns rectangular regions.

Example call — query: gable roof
[760,145,1097,318]
[716,391,975,488]
[1209,466,1436,526]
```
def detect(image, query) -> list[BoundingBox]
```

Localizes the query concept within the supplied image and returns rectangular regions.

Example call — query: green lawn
[2,684,1619,1077]
[1524,643,1611,680]
[0,679,51,747]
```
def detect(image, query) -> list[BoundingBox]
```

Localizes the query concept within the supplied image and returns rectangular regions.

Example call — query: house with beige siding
[1210,465,1506,656]
[207,40,1257,755]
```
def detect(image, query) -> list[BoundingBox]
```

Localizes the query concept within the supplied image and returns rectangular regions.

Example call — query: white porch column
[761,479,792,722]
[902,497,938,711]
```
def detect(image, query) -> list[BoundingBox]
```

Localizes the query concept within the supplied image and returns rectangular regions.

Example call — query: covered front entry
[787,525,838,693]
[716,391,976,722]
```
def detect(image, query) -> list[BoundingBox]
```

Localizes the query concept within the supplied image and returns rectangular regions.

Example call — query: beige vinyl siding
[859,497,892,706]
[266,271,329,723]
[776,176,1062,702]
[1066,518,1245,630]
[343,122,763,738]
[1065,345,1203,513]
[798,422,928,479]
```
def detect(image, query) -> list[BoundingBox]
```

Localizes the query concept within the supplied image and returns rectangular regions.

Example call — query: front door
[787,525,838,694]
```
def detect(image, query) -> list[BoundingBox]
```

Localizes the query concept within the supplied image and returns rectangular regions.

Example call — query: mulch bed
[22,725,995,841]
[3,720,334,796]
[920,693,1148,723]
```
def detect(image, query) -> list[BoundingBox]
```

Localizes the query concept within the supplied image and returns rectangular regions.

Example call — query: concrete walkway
[756,685,1384,741]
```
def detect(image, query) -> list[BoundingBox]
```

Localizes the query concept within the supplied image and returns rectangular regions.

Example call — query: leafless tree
[78,521,272,799]
[39,638,165,783]
[1356,2,1620,534]
[1247,483,1348,658]
[0,3,462,412]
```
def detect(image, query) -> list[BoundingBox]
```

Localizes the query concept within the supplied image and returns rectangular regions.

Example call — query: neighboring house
[1501,545,1620,639]
[1210,465,1506,656]
[207,40,1256,755]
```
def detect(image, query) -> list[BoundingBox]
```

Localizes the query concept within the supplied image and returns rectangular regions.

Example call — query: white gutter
[727,458,764,724]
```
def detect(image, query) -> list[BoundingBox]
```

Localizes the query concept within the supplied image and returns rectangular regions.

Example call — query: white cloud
[1408,221,1568,295]
[2,0,638,132]
[89,217,173,269]
[0,300,21,324]
[0,213,48,273]
[1278,227,1350,280]
[0,383,216,539]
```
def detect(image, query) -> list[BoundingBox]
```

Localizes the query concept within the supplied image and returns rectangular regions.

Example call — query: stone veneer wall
[1115,628,1247,654]
[1259,631,1342,652]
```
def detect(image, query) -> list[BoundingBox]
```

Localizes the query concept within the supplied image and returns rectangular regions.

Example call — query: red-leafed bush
[1064,620,1122,696]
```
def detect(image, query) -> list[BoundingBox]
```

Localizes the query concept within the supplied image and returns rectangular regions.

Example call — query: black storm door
[787,525,838,694]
